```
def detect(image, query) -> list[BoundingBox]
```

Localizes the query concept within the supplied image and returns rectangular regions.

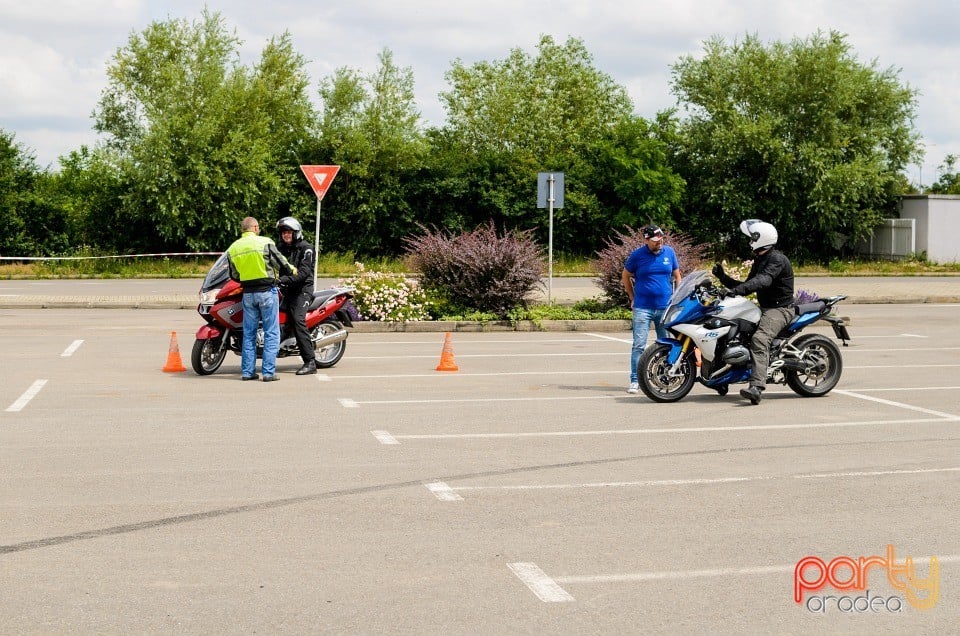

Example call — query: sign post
[299,165,340,284]
[537,172,564,303]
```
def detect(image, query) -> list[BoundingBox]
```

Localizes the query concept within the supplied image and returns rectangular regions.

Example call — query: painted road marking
[346,384,960,407]
[6,380,47,412]
[836,389,960,419]
[424,482,462,501]
[512,555,960,602]
[507,562,575,603]
[425,467,960,500]
[378,417,958,442]
[60,340,84,357]
[371,430,399,445]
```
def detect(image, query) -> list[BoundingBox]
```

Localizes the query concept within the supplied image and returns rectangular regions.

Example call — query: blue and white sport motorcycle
[637,270,851,403]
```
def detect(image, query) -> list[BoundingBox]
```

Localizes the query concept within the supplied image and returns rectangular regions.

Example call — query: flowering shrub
[718,259,821,304]
[794,288,820,304]
[718,259,754,281]
[340,262,431,322]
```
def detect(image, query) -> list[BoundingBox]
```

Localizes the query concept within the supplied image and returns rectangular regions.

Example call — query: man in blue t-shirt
[621,225,681,394]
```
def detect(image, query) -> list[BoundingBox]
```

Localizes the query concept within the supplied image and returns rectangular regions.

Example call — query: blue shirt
[624,245,679,309]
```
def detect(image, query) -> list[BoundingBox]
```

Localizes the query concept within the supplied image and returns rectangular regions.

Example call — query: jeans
[241,288,280,377]
[630,307,667,383]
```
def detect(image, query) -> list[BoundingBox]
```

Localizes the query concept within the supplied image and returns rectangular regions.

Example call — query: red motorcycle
[192,253,354,375]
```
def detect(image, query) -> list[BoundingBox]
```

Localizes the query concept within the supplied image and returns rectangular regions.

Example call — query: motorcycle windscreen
[201,253,230,291]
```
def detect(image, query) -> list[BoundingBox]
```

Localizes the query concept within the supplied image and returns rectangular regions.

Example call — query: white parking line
[426,467,960,500]
[371,430,399,445]
[345,384,959,407]
[424,482,463,501]
[507,562,575,602]
[512,554,960,602]
[847,364,960,369]
[321,370,624,380]
[381,416,958,442]
[836,389,960,419]
[6,380,47,412]
[61,340,84,357]
[350,352,626,360]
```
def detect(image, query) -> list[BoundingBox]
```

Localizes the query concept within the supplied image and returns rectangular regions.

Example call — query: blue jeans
[241,288,280,377]
[630,307,667,383]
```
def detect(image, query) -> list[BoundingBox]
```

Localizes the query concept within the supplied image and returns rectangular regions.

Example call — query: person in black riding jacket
[712,219,795,405]
[276,217,318,375]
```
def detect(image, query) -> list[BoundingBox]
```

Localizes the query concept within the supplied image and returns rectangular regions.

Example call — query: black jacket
[278,239,316,296]
[717,248,794,309]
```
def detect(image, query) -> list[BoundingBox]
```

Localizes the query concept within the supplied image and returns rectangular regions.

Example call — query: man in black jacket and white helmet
[276,217,317,375]
[712,219,795,405]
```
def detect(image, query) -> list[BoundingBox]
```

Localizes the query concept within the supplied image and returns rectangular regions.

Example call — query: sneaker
[627,382,640,394]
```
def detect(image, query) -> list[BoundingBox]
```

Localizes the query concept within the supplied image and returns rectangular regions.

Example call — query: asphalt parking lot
[1,304,958,633]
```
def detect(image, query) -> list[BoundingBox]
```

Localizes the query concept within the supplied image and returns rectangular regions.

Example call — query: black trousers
[283,290,315,364]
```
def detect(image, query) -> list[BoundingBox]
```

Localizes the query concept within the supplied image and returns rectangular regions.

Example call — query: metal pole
[548,174,554,304]
[313,198,321,286]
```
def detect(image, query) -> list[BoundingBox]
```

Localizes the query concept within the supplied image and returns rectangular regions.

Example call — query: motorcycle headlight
[663,306,682,325]
[199,289,221,305]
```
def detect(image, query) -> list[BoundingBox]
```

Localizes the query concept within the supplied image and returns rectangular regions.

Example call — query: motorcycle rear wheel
[784,334,843,397]
[191,337,227,375]
[313,320,346,368]
[638,344,697,403]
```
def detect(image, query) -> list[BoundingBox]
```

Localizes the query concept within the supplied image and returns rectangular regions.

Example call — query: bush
[404,221,545,317]
[339,262,431,322]
[590,226,710,306]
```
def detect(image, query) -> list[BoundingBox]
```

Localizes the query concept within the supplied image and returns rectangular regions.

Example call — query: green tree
[669,31,921,261]
[311,48,428,255]
[928,155,960,194]
[0,129,71,256]
[51,146,133,252]
[435,35,680,254]
[94,10,315,251]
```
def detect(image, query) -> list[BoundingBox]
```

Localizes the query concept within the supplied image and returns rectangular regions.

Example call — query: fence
[855,218,915,260]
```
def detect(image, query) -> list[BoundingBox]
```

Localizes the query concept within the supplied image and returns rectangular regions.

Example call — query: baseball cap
[642,225,663,241]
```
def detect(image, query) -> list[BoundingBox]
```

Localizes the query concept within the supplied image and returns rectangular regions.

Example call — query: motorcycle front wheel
[638,344,697,403]
[191,337,227,375]
[784,334,843,397]
[313,320,346,368]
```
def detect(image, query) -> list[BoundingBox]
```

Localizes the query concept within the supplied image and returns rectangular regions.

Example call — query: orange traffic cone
[163,331,187,373]
[435,332,459,372]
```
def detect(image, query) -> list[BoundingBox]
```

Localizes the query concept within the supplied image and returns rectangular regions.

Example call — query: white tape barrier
[0,252,222,261]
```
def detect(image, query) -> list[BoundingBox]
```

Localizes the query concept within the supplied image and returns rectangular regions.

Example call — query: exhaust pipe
[313,329,348,349]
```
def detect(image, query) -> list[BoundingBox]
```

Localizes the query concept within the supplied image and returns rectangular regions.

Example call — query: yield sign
[299,165,340,201]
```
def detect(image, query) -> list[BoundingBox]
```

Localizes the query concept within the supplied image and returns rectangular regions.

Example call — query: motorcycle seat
[312,289,341,304]
[794,301,826,316]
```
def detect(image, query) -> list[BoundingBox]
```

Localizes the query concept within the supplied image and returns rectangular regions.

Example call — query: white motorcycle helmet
[739,219,778,253]
[277,216,303,241]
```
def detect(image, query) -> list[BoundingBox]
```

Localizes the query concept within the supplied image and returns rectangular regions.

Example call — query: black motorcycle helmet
[277,216,303,241]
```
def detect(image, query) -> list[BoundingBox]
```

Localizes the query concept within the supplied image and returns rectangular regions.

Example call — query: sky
[1,0,958,187]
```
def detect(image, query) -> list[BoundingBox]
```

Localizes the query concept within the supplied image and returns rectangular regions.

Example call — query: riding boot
[296,360,317,375]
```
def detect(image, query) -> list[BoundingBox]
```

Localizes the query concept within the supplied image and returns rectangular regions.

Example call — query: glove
[711,263,725,277]
[279,276,293,287]
[730,284,747,296]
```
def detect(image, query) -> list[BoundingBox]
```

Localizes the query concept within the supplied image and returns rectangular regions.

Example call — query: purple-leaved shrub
[404,221,545,317]
[590,226,710,307]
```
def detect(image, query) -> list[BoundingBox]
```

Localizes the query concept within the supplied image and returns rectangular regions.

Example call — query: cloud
[1,0,957,179]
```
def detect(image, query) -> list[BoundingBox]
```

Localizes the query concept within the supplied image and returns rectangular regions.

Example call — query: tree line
[3,10,947,264]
